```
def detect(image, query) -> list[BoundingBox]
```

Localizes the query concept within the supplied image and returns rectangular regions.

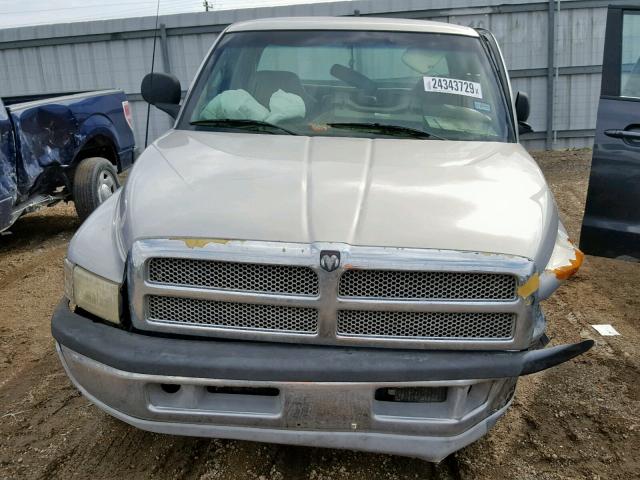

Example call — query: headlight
[64,259,121,324]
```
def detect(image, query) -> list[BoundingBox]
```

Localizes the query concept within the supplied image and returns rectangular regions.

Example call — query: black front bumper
[51,299,593,382]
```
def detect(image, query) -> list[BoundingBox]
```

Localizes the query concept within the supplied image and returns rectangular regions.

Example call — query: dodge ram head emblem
[320,250,341,272]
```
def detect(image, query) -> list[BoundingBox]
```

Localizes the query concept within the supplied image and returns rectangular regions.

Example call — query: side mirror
[515,91,533,135]
[141,72,181,118]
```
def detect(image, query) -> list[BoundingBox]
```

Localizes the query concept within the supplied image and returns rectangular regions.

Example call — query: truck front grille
[337,310,515,339]
[339,270,516,300]
[132,240,532,349]
[148,257,319,296]
[147,295,319,334]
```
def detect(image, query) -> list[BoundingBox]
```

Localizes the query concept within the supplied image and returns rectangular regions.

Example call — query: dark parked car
[581,5,640,261]
[0,90,136,232]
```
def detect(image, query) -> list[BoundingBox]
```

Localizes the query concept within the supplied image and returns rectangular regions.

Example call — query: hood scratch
[301,136,312,242]
[348,139,374,244]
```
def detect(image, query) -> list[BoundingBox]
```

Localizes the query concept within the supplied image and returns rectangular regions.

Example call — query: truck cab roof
[226,16,479,37]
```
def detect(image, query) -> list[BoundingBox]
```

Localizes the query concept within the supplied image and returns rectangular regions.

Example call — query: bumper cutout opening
[375,386,447,403]
[206,386,279,397]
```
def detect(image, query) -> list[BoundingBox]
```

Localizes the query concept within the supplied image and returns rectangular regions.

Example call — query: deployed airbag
[200,89,269,121]
[200,89,305,124]
[265,89,306,124]
[402,48,447,74]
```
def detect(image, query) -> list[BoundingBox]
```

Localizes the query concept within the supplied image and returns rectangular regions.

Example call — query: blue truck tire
[73,157,120,221]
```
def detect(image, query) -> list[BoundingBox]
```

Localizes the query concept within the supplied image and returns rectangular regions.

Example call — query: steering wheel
[330,64,378,97]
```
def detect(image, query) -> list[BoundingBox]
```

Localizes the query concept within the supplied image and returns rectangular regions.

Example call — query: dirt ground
[0,149,638,480]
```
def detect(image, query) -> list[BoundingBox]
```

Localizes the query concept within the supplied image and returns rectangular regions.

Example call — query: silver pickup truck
[52,17,593,462]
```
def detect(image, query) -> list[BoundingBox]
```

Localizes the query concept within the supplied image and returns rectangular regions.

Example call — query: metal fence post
[546,0,556,150]
[159,23,171,73]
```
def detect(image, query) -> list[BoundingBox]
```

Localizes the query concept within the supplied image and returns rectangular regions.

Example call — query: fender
[75,113,124,170]
[68,188,126,284]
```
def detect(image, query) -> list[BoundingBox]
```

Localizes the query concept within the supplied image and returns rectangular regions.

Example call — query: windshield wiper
[190,119,297,135]
[327,122,445,140]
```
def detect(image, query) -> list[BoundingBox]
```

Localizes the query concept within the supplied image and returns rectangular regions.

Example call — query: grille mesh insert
[337,310,514,339]
[339,270,516,300]
[148,258,318,296]
[148,295,318,334]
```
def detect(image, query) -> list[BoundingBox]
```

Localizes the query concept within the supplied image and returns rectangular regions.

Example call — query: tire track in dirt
[0,240,68,390]
[0,243,67,290]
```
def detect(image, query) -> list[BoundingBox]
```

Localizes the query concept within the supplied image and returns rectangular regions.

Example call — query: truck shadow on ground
[0,203,78,254]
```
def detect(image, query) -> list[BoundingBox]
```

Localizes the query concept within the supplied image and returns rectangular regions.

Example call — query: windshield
[179,30,515,142]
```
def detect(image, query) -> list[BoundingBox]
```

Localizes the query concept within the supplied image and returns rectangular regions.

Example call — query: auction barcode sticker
[423,76,483,99]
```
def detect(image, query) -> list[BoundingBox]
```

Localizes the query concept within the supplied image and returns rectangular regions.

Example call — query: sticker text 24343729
[423,76,483,99]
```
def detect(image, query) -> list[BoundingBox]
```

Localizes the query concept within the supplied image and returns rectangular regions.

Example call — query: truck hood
[119,130,557,261]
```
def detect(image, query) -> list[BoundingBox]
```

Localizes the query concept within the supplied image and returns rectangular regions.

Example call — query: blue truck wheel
[73,157,120,221]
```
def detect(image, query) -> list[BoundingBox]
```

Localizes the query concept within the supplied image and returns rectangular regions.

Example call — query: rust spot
[517,273,540,298]
[553,248,584,280]
[171,238,230,249]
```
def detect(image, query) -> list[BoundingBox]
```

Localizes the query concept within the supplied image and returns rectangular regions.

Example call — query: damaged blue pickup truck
[0,90,135,232]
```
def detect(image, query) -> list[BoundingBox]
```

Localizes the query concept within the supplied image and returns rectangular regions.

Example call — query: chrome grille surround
[339,270,516,301]
[148,257,318,296]
[148,295,318,334]
[128,239,536,350]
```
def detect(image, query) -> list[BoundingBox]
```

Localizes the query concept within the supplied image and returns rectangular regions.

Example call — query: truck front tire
[73,157,120,222]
